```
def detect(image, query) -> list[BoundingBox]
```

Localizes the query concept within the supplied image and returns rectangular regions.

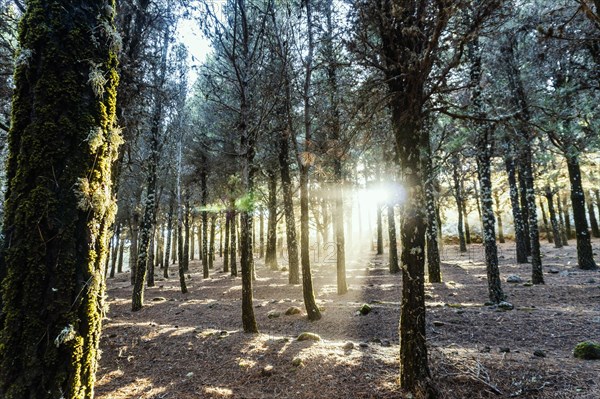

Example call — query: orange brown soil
[96,240,600,398]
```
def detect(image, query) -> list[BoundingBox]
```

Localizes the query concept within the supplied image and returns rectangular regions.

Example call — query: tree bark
[493,193,506,244]
[265,169,279,270]
[230,207,238,276]
[424,140,441,282]
[539,199,553,244]
[451,156,468,252]
[566,156,597,269]
[545,187,563,248]
[164,195,174,277]
[504,150,528,263]
[130,212,139,285]
[224,210,231,273]
[376,202,384,254]
[587,196,600,238]
[110,223,121,278]
[0,0,120,394]
[555,188,569,246]
[387,204,400,274]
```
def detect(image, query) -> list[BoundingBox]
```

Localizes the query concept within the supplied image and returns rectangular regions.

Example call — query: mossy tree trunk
[0,0,120,396]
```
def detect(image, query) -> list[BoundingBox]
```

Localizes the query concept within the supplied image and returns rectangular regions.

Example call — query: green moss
[573,341,600,360]
[0,0,120,397]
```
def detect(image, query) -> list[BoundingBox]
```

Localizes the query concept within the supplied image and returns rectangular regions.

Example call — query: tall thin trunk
[517,167,531,255]
[171,223,178,264]
[183,201,190,272]
[190,224,195,260]
[230,208,238,276]
[299,0,321,321]
[387,204,400,274]
[209,213,216,270]
[132,26,170,311]
[566,155,597,270]
[279,132,299,284]
[540,199,553,244]
[493,192,506,244]
[110,223,121,278]
[130,213,139,285]
[164,195,174,277]
[117,238,125,274]
[451,156,467,252]
[201,166,209,278]
[561,193,573,239]
[376,202,384,254]
[259,210,265,258]
[587,196,600,238]
[555,188,569,246]
[545,187,563,249]
[476,135,505,303]
[224,211,231,273]
[504,150,528,263]
[176,141,188,294]
[424,140,441,282]
[265,169,279,270]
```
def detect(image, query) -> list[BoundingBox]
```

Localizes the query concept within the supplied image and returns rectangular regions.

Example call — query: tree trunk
[451,156,467,252]
[279,133,299,283]
[555,188,569,246]
[517,167,532,255]
[190,225,195,261]
[493,192,506,244]
[545,187,563,249]
[566,156,597,270]
[201,168,209,278]
[476,130,505,304]
[504,150,528,263]
[183,201,190,272]
[176,142,187,294]
[171,223,178,264]
[387,204,400,274]
[224,211,231,273]
[164,195,174,277]
[259,210,265,258]
[209,214,216,270]
[561,193,573,239]
[132,25,170,311]
[424,141,441,283]
[147,229,155,287]
[587,196,600,238]
[376,202,384,254]
[110,223,121,278]
[299,0,321,322]
[539,199,553,244]
[117,238,125,274]
[265,170,279,270]
[0,1,120,394]
[230,208,238,276]
[130,213,139,285]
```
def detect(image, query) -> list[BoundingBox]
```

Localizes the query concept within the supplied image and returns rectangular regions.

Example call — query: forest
[0,0,599,398]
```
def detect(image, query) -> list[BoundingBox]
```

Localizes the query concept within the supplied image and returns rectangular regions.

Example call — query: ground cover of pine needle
[96,240,600,399]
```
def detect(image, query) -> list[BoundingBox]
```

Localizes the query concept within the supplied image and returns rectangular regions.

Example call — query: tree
[0,0,120,396]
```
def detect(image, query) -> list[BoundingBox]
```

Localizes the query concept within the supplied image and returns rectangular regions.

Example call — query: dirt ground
[95,239,600,399]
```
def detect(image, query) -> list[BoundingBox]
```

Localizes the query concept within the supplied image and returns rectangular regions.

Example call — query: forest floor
[96,239,600,399]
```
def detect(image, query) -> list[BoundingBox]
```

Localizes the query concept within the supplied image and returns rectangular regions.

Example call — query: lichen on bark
[0,0,120,397]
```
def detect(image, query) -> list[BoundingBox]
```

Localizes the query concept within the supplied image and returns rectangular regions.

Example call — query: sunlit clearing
[204,386,233,397]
